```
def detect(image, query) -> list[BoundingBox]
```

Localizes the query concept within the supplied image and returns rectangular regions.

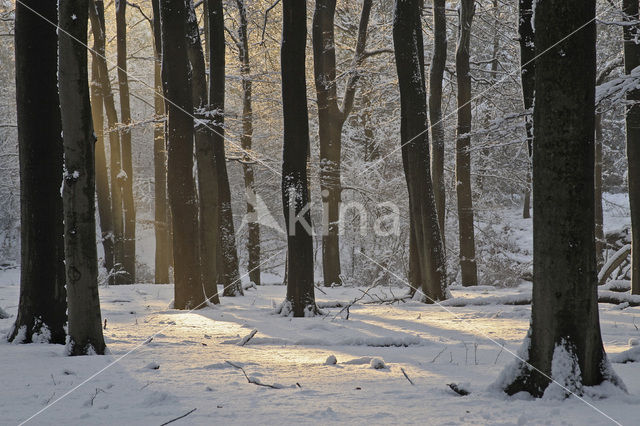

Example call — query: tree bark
[519,0,534,219]
[624,0,640,295]
[455,0,478,287]
[281,0,318,316]
[59,0,106,355]
[186,0,220,303]
[160,0,205,309]
[9,0,67,344]
[151,0,171,284]
[89,0,115,284]
[236,0,261,286]
[429,0,447,245]
[116,0,136,283]
[502,0,618,396]
[393,0,447,302]
[312,0,372,287]
[208,0,243,296]
[88,0,125,280]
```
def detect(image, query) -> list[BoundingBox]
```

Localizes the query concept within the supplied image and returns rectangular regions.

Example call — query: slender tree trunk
[455,0,478,287]
[187,0,220,303]
[151,0,170,283]
[89,0,115,284]
[595,112,605,270]
[235,0,261,286]
[519,0,534,219]
[429,0,447,245]
[59,0,106,355]
[160,0,205,309]
[89,0,125,280]
[9,0,67,344]
[208,0,243,296]
[312,0,372,287]
[502,0,619,396]
[624,0,640,295]
[280,0,318,316]
[393,0,447,302]
[116,0,136,283]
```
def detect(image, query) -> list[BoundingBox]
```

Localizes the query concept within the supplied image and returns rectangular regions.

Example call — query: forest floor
[1,195,639,425]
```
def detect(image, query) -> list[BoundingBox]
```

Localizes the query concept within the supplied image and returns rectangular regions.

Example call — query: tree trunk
[519,0,534,219]
[9,0,67,344]
[312,0,372,287]
[455,0,478,287]
[186,0,220,304]
[89,0,115,284]
[281,0,318,316]
[502,0,619,396]
[235,0,261,286]
[595,112,605,270]
[429,0,447,245]
[160,0,205,309]
[59,0,106,355]
[88,0,125,280]
[208,0,243,297]
[393,0,447,302]
[624,0,640,295]
[116,0,136,283]
[151,0,170,284]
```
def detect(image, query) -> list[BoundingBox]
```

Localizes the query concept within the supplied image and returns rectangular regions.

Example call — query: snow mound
[0,306,9,319]
[629,338,640,347]
[369,358,387,369]
[144,361,160,370]
[342,357,373,365]
[324,355,337,365]
[610,346,640,364]
[542,339,582,400]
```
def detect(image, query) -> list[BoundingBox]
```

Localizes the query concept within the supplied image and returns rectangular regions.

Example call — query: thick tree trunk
[236,0,261,286]
[624,0,640,295]
[116,0,136,283]
[187,0,220,303]
[393,0,447,302]
[502,0,619,396]
[455,0,478,287]
[89,0,115,284]
[88,0,125,280]
[9,0,67,344]
[429,0,447,245]
[151,0,170,284]
[519,0,535,219]
[59,0,106,355]
[312,0,372,287]
[160,0,205,309]
[281,0,318,316]
[208,0,243,297]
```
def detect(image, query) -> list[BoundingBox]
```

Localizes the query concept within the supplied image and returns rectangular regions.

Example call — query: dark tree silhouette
[9,0,67,344]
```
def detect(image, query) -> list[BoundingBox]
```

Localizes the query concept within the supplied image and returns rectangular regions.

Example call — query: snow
[1,200,640,424]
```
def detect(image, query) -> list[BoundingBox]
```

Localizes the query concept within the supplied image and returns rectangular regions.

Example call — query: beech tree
[9,0,67,344]
[151,0,171,284]
[455,0,478,286]
[499,0,621,396]
[280,0,318,316]
[116,0,136,283]
[160,0,205,309]
[393,0,447,301]
[312,0,373,287]
[209,0,243,297]
[624,0,640,295]
[429,0,447,244]
[59,0,106,355]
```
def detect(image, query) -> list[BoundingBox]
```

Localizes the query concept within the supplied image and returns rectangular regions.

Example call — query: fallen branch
[238,329,258,346]
[225,361,283,389]
[400,367,414,385]
[598,244,631,285]
[160,408,197,426]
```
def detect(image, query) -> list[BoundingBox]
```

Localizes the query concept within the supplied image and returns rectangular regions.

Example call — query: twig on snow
[160,408,197,426]
[400,367,414,385]
[238,329,258,346]
[225,361,283,389]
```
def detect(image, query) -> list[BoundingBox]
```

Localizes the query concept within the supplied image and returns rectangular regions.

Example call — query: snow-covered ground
[0,197,639,425]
